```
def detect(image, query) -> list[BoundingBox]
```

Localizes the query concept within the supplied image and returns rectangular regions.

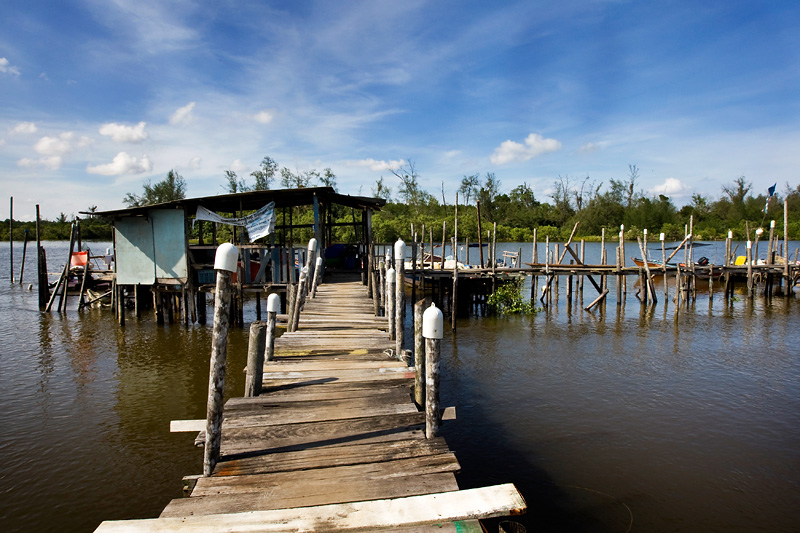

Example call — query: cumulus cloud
[18,156,63,170]
[11,122,37,135]
[347,158,406,171]
[34,132,91,156]
[0,57,20,76]
[253,110,274,124]
[188,156,202,169]
[650,178,689,195]
[490,133,561,165]
[87,152,153,176]
[99,121,149,143]
[169,102,196,125]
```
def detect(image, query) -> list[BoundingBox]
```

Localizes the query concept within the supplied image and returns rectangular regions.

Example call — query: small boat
[631,257,675,269]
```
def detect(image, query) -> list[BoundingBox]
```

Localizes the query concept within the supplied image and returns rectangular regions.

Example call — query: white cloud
[578,141,610,154]
[0,57,20,76]
[188,156,202,169]
[18,156,63,170]
[170,102,196,125]
[34,132,91,156]
[347,158,406,171]
[230,159,247,172]
[87,152,153,176]
[650,177,689,195]
[490,133,562,165]
[99,121,149,143]
[254,110,274,125]
[11,122,37,135]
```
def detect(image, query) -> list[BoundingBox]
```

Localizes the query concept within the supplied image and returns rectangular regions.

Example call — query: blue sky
[2,0,799,221]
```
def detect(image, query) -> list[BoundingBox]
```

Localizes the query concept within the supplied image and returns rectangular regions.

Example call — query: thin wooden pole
[9,197,13,283]
[746,240,754,297]
[451,237,458,331]
[19,229,29,285]
[36,205,49,308]
[476,201,484,268]
[204,245,237,477]
[785,200,791,296]
[264,295,278,363]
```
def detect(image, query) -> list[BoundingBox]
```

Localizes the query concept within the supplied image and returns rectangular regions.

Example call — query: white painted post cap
[308,238,318,251]
[315,256,323,266]
[728,230,733,239]
[756,228,764,236]
[423,303,443,339]
[746,240,752,249]
[266,293,280,313]
[770,220,775,228]
[394,239,406,259]
[214,243,239,272]
[659,232,665,241]
[386,266,396,278]
[643,228,648,236]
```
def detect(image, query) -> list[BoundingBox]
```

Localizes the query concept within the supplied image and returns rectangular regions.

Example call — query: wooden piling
[204,245,236,477]
[386,266,396,340]
[476,201,484,268]
[244,321,267,397]
[36,205,49,309]
[423,304,443,439]
[414,297,431,408]
[19,229,28,285]
[395,241,405,358]
[451,238,458,331]
[9,197,13,283]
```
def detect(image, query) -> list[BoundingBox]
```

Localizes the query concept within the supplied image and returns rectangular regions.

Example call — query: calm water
[1,241,799,532]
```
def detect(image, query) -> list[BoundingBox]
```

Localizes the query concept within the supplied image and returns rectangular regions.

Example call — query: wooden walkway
[96,272,525,532]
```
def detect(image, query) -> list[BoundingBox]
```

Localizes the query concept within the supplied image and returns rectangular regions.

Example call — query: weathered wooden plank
[263,367,415,382]
[192,454,461,498]
[226,383,410,404]
[97,484,526,532]
[221,401,419,429]
[214,437,453,476]
[161,472,460,517]
[219,412,426,456]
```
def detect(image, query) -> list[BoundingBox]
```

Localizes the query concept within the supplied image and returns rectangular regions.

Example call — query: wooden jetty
[95,272,526,532]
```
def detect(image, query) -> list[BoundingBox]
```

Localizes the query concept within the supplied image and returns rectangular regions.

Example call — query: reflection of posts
[204,243,238,477]
[423,303,443,439]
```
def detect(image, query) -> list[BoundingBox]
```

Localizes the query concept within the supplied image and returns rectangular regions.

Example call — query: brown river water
[1,241,798,532]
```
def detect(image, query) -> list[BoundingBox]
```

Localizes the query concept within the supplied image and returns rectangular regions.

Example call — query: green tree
[123,170,187,207]
[459,174,479,205]
[250,156,278,190]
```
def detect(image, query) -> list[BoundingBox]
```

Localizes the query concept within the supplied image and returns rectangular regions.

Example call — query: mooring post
[414,297,431,408]
[311,256,323,298]
[264,293,279,363]
[244,321,267,397]
[204,242,238,477]
[291,267,308,331]
[306,238,317,296]
[386,265,396,341]
[395,239,406,358]
[423,303,443,439]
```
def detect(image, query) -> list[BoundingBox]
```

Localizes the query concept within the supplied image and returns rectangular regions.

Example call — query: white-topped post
[394,239,406,358]
[204,242,238,476]
[265,293,280,362]
[386,266,396,340]
[423,303,443,439]
[311,256,323,297]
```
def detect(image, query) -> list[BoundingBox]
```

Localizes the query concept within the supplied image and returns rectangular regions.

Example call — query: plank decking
[96,273,525,532]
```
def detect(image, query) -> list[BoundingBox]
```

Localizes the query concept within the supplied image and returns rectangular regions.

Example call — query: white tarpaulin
[195,202,275,242]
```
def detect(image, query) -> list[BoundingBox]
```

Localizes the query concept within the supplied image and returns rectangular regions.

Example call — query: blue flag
[768,183,777,197]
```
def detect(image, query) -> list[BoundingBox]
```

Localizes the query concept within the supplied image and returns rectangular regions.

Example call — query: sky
[2,0,800,221]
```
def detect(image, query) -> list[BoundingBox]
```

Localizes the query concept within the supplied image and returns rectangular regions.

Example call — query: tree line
[6,158,797,244]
